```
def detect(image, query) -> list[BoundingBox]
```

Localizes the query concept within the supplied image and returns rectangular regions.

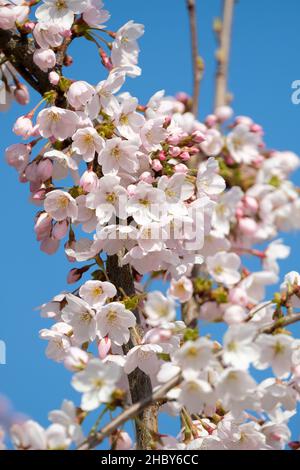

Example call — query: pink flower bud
[49,71,60,86]
[243,196,258,212]
[215,105,233,122]
[5,143,30,172]
[67,268,82,284]
[13,116,33,139]
[166,135,180,145]
[110,431,132,451]
[224,155,235,166]
[250,123,264,135]
[32,189,47,203]
[33,48,56,72]
[34,212,52,240]
[158,150,166,161]
[174,163,188,174]
[205,114,218,127]
[180,151,190,161]
[192,130,206,143]
[61,29,72,38]
[98,336,111,359]
[67,81,95,110]
[235,116,253,127]
[176,92,189,104]
[14,84,30,106]
[23,22,35,33]
[238,217,258,236]
[52,220,69,240]
[152,159,163,172]
[169,146,181,157]
[188,146,200,155]
[25,162,39,182]
[0,7,17,30]
[40,237,60,255]
[37,159,53,181]
[139,171,154,184]
[80,170,98,193]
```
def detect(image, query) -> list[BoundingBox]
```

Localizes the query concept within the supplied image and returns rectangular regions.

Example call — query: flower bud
[98,336,111,359]
[37,159,53,181]
[238,217,258,236]
[152,159,163,172]
[33,48,56,72]
[13,116,33,139]
[49,71,60,86]
[52,220,69,240]
[14,84,30,106]
[215,105,233,122]
[80,170,98,193]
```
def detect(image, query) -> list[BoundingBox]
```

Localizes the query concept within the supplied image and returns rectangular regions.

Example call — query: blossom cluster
[1,0,300,451]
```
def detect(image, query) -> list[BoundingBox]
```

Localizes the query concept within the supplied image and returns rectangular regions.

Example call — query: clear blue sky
[1,0,300,445]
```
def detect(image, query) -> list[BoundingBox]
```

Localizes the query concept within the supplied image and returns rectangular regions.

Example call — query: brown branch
[261,313,300,335]
[186,0,202,116]
[106,255,158,449]
[214,0,235,109]
[0,29,52,95]
[79,372,182,450]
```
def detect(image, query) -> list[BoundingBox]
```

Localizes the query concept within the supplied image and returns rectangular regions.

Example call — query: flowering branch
[0,29,51,94]
[79,373,182,450]
[214,0,235,108]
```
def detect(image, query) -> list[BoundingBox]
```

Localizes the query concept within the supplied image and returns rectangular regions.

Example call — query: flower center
[92,286,103,297]
[111,146,121,159]
[80,311,93,324]
[106,192,117,203]
[120,114,129,125]
[213,265,223,275]
[56,0,67,10]
[58,195,69,209]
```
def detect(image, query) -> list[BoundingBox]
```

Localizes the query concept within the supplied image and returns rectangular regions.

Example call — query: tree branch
[214,0,235,109]
[0,29,51,95]
[186,0,202,116]
[79,372,182,450]
[106,255,158,450]
[262,313,300,335]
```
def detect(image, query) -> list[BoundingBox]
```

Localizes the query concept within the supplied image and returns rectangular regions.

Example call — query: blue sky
[1,0,300,445]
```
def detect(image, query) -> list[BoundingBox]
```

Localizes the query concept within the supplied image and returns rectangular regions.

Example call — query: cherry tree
[1,0,300,451]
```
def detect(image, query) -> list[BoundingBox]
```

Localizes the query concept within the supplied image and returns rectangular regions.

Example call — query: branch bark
[0,29,51,95]
[214,0,235,109]
[79,372,182,450]
[106,255,158,449]
[186,0,202,116]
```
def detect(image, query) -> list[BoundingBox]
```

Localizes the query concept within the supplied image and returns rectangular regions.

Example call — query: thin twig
[261,312,300,335]
[78,373,182,450]
[186,0,202,116]
[214,0,235,109]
